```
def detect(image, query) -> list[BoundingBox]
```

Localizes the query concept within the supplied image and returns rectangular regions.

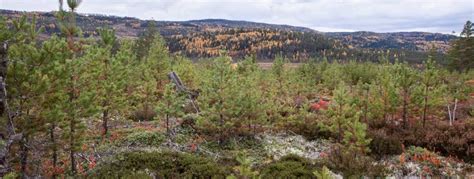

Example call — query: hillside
[326,31,455,53]
[0,9,457,61]
[1,3,474,178]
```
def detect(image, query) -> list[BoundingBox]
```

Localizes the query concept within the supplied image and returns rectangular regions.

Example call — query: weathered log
[168,71,200,113]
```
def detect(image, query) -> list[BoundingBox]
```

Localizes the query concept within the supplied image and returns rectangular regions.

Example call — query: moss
[260,154,315,179]
[90,151,227,178]
[110,130,164,148]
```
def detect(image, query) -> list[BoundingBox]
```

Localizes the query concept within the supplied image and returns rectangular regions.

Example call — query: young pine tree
[324,84,361,143]
[419,56,442,127]
[89,28,130,138]
[448,21,474,72]
[197,56,237,145]
[57,0,96,175]
[132,35,171,121]
[393,61,417,129]
[6,17,47,176]
[156,83,185,136]
[324,85,372,178]
[235,56,265,134]
[40,36,71,178]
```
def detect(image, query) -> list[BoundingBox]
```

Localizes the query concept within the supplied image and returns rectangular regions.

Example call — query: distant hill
[326,31,455,53]
[0,9,457,62]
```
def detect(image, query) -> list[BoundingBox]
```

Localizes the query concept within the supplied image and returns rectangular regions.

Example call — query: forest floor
[88,115,474,178]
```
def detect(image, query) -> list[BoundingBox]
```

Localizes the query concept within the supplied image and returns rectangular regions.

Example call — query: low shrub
[393,146,472,176]
[90,151,227,178]
[325,144,389,178]
[115,130,165,147]
[369,129,403,157]
[260,154,316,178]
[132,106,156,121]
[281,114,334,140]
[368,119,474,164]
[399,120,474,164]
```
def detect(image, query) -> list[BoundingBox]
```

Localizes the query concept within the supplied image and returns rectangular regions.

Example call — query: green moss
[90,151,227,178]
[260,154,315,179]
[115,130,165,147]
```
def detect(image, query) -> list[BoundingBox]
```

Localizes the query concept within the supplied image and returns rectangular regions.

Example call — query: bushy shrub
[281,114,334,140]
[3,172,19,179]
[325,144,389,178]
[260,154,316,178]
[370,119,474,164]
[406,120,474,163]
[90,151,227,178]
[395,146,472,176]
[132,106,156,121]
[114,130,165,147]
[369,129,403,157]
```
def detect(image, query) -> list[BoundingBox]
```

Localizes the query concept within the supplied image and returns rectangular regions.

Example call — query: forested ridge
[0,9,457,62]
[0,1,473,178]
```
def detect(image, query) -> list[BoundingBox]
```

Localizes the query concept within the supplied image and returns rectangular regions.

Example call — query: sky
[1,0,473,34]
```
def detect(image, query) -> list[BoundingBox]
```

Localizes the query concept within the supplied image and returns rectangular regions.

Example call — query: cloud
[1,0,472,33]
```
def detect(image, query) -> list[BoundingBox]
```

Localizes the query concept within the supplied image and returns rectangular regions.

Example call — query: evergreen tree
[393,61,417,129]
[56,0,96,175]
[324,84,372,178]
[448,21,474,72]
[325,84,360,143]
[373,63,399,123]
[89,28,130,138]
[135,21,158,61]
[197,56,237,144]
[132,35,171,121]
[419,56,441,126]
[235,57,265,134]
[270,55,293,121]
[156,83,185,136]
[40,36,71,178]
[6,17,47,176]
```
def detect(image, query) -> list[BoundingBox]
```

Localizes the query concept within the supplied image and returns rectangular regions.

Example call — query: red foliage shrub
[310,100,330,111]
[371,119,474,163]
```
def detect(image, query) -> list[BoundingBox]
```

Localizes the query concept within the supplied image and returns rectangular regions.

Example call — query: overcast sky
[1,0,473,33]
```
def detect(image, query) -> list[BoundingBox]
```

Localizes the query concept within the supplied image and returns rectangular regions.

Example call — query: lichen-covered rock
[383,146,473,177]
[256,132,332,160]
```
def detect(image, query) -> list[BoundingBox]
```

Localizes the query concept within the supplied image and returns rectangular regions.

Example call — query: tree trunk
[102,108,109,138]
[0,42,7,115]
[363,88,369,123]
[422,88,429,127]
[70,119,76,175]
[166,113,169,136]
[337,103,343,143]
[219,112,224,145]
[69,68,77,175]
[423,79,430,127]
[20,136,28,179]
[402,89,408,129]
[50,124,57,179]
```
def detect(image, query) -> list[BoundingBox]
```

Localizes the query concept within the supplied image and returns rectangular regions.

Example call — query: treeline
[0,1,473,178]
[1,9,452,63]
[166,28,337,60]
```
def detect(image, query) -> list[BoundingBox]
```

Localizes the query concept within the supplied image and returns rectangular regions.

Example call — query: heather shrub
[369,129,403,157]
[325,144,389,178]
[132,106,157,121]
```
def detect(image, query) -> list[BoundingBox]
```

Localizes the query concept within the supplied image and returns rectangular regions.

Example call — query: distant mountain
[326,31,456,53]
[0,9,457,61]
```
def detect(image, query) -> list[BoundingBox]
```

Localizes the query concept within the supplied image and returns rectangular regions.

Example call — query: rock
[256,132,331,160]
